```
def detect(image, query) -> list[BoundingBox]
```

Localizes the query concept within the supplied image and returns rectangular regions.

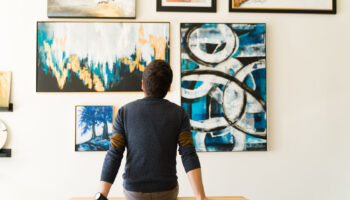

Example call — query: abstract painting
[75,106,114,151]
[229,0,336,14]
[181,23,267,152]
[37,22,170,92]
[0,72,11,109]
[48,0,136,18]
[157,0,216,12]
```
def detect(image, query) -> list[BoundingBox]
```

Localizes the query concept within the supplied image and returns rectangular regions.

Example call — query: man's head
[142,60,173,98]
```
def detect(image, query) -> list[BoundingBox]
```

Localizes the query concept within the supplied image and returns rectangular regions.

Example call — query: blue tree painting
[75,106,114,151]
[181,23,267,152]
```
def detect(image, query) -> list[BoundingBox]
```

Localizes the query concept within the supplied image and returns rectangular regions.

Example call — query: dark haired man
[95,60,208,200]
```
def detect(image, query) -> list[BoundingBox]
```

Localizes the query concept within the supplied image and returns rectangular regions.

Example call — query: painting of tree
[75,105,114,151]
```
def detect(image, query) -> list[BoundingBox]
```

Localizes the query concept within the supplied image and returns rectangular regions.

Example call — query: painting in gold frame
[37,21,170,92]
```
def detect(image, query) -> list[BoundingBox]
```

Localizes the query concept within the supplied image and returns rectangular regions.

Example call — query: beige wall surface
[0,0,349,200]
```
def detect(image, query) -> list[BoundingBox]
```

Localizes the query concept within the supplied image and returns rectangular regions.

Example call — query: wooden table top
[71,197,247,200]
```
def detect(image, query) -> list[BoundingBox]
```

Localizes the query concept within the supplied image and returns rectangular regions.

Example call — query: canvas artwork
[157,0,216,12]
[37,22,170,92]
[48,0,136,18]
[181,23,267,152]
[230,0,336,14]
[75,106,114,151]
[0,72,11,108]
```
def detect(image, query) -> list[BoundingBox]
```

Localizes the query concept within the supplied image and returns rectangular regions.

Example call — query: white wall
[1,0,349,200]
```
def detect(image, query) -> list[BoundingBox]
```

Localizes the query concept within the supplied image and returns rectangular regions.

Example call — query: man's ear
[141,79,145,91]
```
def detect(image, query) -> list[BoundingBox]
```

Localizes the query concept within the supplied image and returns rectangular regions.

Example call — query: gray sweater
[100,97,201,192]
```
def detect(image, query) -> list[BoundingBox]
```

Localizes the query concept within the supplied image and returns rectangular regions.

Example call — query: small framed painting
[75,105,115,152]
[48,0,136,18]
[229,0,336,14]
[157,0,216,12]
[0,72,11,110]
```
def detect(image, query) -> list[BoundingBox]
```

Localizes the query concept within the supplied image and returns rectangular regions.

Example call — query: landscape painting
[181,23,267,152]
[48,0,136,18]
[0,72,11,109]
[157,0,216,12]
[229,0,336,14]
[37,22,170,92]
[75,106,114,151]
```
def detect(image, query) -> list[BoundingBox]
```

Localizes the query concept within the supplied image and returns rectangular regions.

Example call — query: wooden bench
[71,197,247,200]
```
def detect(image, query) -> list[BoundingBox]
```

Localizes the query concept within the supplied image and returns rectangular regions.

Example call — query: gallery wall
[1,0,350,200]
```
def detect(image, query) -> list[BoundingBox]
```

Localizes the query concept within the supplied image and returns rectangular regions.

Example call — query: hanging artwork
[0,72,11,109]
[47,0,136,18]
[229,0,336,14]
[75,106,114,151]
[37,22,170,92]
[181,23,267,152]
[157,0,216,12]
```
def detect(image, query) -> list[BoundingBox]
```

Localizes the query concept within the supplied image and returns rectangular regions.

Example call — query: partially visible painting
[181,23,267,152]
[0,72,11,109]
[157,0,216,12]
[229,0,336,14]
[75,106,114,151]
[37,22,170,92]
[48,0,136,18]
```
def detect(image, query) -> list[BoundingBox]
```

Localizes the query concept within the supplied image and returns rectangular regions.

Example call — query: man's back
[118,97,188,192]
[96,60,207,200]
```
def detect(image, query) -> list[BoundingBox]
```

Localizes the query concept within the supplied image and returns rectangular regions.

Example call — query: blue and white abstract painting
[37,22,170,92]
[181,23,267,152]
[75,106,114,151]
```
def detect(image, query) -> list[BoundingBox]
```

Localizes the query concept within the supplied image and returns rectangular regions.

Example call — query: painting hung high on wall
[75,105,114,151]
[229,0,336,14]
[37,22,170,92]
[181,23,267,152]
[48,0,136,18]
[0,72,11,109]
[157,0,216,12]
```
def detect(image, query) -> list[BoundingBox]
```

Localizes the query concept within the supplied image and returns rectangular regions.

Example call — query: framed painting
[229,0,336,14]
[181,23,267,152]
[0,72,11,110]
[75,105,115,151]
[47,0,136,18]
[37,21,170,92]
[157,0,216,12]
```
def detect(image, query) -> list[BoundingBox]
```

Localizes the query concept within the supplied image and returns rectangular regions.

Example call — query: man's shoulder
[120,98,184,113]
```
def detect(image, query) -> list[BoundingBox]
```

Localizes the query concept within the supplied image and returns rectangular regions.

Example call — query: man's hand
[186,168,208,200]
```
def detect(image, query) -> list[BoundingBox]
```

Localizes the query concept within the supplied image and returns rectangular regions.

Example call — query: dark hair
[142,60,173,98]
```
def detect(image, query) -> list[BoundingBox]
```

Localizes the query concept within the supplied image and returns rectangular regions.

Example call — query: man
[95,60,208,200]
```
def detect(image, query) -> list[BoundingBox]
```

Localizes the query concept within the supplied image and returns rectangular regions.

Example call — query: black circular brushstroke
[181,69,266,110]
[182,69,267,139]
[222,81,247,126]
[192,126,229,133]
[183,24,237,66]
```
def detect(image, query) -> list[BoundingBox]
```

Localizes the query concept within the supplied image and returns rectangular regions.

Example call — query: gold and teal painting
[48,0,136,18]
[181,23,267,152]
[75,105,114,151]
[37,22,170,92]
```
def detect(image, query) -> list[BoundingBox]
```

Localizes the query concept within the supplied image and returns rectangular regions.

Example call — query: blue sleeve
[100,108,126,184]
[178,107,201,173]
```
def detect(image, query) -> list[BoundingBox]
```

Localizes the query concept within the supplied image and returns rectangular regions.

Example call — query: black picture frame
[157,0,216,12]
[229,0,336,14]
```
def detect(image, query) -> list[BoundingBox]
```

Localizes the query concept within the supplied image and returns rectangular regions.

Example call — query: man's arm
[98,133,126,198]
[178,108,208,200]
[187,168,208,200]
[99,181,112,198]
